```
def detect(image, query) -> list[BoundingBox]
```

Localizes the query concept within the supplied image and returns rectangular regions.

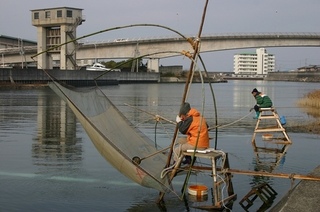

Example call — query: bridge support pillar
[147,58,159,73]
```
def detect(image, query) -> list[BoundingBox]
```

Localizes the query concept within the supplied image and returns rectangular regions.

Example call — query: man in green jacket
[250,88,273,119]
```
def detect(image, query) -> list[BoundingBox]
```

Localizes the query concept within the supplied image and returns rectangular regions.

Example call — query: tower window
[34,12,39,19]
[57,10,62,18]
[66,10,73,17]
[45,11,50,18]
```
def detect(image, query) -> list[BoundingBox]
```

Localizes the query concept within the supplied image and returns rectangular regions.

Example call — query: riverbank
[266,71,320,82]
[270,89,320,211]
[270,165,320,212]
[0,82,48,89]
[0,68,158,86]
[288,120,320,134]
[292,89,320,134]
[159,76,227,83]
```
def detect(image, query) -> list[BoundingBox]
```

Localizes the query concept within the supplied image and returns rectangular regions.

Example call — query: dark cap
[179,102,191,116]
[251,88,259,93]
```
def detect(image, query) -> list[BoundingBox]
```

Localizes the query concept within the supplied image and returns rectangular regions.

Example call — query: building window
[66,10,73,17]
[45,11,50,18]
[34,12,39,19]
[57,10,62,18]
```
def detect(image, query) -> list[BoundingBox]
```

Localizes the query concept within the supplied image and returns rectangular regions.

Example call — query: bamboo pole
[189,165,320,181]
[157,0,210,204]
[189,166,320,181]
[178,0,210,199]
[222,168,320,181]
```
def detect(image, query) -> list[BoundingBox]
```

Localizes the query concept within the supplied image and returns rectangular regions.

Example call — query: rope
[160,143,183,179]
[128,103,255,132]
[217,174,233,211]
[208,111,254,130]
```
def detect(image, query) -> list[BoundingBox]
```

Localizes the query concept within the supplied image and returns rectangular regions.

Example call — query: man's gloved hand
[249,108,254,112]
[176,115,182,123]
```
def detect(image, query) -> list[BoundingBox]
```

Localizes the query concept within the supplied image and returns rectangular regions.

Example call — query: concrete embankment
[270,165,320,212]
[266,71,320,82]
[160,76,227,83]
[0,68,160,87]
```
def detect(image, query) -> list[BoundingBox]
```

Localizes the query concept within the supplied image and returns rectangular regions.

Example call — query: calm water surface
[0,80,319,211]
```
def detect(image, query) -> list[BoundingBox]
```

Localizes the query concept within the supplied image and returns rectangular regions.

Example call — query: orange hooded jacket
[178,108,209,148]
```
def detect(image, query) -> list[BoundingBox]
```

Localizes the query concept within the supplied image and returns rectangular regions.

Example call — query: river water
[0,80,319,211]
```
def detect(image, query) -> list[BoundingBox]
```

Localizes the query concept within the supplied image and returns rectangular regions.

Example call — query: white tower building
[31,7,85,70]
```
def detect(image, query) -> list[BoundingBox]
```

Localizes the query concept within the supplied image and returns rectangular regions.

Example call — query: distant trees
[101,59,147,72]
[103,60,117,68]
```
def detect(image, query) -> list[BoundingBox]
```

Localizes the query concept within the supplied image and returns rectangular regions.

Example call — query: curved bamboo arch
[32,0,220,202]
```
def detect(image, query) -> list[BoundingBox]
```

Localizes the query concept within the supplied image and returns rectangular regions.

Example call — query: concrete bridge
[2,32,320,71]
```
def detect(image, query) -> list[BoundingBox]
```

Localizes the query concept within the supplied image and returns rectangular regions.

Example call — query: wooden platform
[169,149,237,210]
[251,107,292,170]
[240,183,277,211]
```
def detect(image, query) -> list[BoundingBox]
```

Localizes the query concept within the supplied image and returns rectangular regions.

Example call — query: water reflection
[254,153,287,172]
[104,84,161,126]
[1,82,319,211]
[232,80,277,110]
[32,90,82,169]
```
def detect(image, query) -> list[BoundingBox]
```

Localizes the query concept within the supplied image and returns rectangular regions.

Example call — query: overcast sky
[1,0,320,71]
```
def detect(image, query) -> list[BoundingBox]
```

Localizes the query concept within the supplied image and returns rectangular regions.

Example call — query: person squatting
[250,88,273,119]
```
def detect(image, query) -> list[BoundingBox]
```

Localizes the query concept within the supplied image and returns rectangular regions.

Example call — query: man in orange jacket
[174,102,210,165]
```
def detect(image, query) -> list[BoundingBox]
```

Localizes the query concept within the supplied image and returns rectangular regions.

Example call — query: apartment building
[233,48,275,75]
